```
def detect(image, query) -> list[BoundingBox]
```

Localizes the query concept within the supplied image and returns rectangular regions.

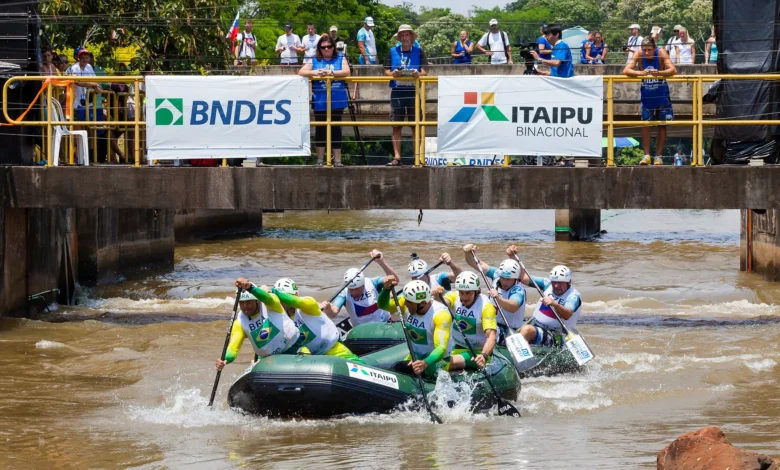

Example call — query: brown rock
[658,427,779,470]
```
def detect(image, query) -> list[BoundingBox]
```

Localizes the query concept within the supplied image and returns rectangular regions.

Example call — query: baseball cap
[365,16,375,26]
[330,25,338,32]
[673,24,683,31]
[77,48,90,57]
[284,24,292,29]
[628,23,641,29]
[489,19,498,26]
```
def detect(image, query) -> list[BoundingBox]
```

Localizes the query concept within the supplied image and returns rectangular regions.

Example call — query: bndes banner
[146,76,310,159]
[437,76,603,157]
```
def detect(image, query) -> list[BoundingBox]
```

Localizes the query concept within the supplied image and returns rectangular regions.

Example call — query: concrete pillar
[76,209,175,286]
[741,208,780,281]
[0,207,28,315]
[555,209,602,241]
[174,209,263,242]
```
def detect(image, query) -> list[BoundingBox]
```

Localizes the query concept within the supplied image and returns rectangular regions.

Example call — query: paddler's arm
[424,309,452,366]
[475,303,497,368]
[372,249,400,285]
[440,252,462,281]
[543,290,580,320]
[488,281,524,312]
[217,319,247,369]
[377,278,405,314]
[247,284,285,313]
[273,289,322,316]
[322,292,346,319]
[462,244,490,272]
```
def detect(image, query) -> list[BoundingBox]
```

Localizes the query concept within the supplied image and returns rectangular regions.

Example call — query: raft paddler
[215,279,300,371]
[507,245,583,348]
[271,277,362,361]
[407,252,463,291]
[462,244,526,341]
[377,279,453,377]
[433,271,498,371]
[320,249,401,325]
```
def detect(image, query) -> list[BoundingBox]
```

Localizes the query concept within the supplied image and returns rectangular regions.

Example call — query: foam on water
[744,358,777,373]
[35,340,67,349]
[84,296,233,314]
[582,298,780,319]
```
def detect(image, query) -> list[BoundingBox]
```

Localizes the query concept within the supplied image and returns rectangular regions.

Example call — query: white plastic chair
[50,99,89,166]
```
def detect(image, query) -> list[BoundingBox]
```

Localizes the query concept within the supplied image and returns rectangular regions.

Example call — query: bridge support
[741,208,780,281]
[174,209,263,241]
[555,209,602,241]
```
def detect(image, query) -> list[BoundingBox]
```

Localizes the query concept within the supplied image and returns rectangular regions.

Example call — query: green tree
[416,14,481,62]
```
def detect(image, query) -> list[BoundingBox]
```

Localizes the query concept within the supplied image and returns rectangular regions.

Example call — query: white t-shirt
[675,39,694,64]
[478,31,510,64]
[302,33,320,63]
[666,37,680,62]
[236,31,256,59]
[276,33,302,64]
[68,63,95,108]
[626,35,643,63]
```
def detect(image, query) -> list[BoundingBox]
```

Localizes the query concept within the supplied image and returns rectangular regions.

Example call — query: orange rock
[658,427,779,470]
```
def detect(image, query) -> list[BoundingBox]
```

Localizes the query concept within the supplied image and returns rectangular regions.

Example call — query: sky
[379,0,508,16]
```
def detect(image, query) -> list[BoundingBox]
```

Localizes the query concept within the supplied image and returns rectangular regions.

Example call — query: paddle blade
[504,333,538,373]
[565,332,594,366]
[497,399,521,418]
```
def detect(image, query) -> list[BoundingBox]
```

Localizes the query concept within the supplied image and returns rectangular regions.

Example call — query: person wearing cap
[530,24,573,78]
[215,278,301,372]
[624,23,644,63]
[477,19,513,65]
[275,24,304,66]
[536,24,552,60]
[384,24,429,166]
[68,48,100,125]
[234,20,257,66]
[673,144,687,166]
[329,26,346,54]
[665,25,684,62]
[301,23,321,64]
[357,17,377,64]
[320,249,400,325]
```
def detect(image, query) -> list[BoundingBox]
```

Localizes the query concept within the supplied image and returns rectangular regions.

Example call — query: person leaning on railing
[298,35,351,167]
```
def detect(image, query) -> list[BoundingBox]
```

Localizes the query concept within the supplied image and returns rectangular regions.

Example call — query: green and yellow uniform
[443,291,497,370]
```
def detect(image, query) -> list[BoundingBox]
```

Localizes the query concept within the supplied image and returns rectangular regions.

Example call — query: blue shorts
[641,101,674,122]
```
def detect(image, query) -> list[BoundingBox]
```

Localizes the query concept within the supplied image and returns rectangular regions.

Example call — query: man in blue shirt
[530,24,573,78]
[536,25,552,60]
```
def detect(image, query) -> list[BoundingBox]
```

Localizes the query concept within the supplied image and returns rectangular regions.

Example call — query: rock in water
[658,427,780,470]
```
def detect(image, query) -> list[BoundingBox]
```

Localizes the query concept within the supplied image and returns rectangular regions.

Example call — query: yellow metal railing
[6,74,780,168]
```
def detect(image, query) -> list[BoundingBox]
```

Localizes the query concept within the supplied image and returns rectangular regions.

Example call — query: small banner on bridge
[437,76,603,157]
[145,76,310,160]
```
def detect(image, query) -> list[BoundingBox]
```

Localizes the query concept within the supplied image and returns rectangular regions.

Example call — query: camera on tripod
[514,42,540,75]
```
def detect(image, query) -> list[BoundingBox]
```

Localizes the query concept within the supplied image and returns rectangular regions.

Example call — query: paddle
[208,288,243,407]
[441,301,521,417]
[469,251,538,374]
[390,288,443,424]
[328,254,381,303]
[421,259,445,278]
[511,254,595,366]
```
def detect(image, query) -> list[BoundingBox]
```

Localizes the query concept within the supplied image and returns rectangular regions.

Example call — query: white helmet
[408,259,428,278]
[403,280,431,304]
[274,278,298,295]
[549,265,572,283]
[497,259,521,279]
[455,271,481,291]
[239,290,258,302]
[344,268,365,289]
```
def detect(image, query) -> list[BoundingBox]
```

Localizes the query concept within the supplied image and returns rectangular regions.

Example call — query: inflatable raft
[227,343,520,418]
[343,322,582,378]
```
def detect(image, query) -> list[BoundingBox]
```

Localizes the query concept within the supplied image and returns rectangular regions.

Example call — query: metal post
[420,83,426,166]
[326,77,332,167]
[607,78,615,167]
[503,155,510,166]
[91,91,98,164]
[133,82,140,167]
[68,82,75,165]
[697,78,705,166]
[46,81,53,167]
[413,78,421,167]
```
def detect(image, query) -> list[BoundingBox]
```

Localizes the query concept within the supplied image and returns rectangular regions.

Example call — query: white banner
[145,76,310,159]
[437,76,603,157]
[423,137,503,166]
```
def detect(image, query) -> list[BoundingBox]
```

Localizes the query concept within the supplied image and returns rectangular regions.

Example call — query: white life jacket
[292,308,340,355]
[405,300,453,360]
[238,303,299,357]
[493,277,526,329]
[344,278,391,326]
[531,282,582,332]
[451,293,494,348]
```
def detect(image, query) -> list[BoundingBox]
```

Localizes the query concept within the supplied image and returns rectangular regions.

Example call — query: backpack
[486,31,509,64]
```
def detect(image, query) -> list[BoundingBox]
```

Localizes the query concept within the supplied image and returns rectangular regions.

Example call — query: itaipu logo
[155,98,184,126]
[350,364,370,376]
[449,92,508,123]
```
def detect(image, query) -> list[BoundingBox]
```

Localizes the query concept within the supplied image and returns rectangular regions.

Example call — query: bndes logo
[155,99,292,126]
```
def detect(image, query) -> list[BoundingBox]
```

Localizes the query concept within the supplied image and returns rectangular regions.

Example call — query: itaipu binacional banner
[145,76,310,160]
[437,75,603,157]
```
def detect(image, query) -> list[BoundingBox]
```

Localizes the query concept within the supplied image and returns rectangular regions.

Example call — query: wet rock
[658,427,780,470]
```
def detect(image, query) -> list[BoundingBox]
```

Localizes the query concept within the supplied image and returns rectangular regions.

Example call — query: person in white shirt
[302,23,321,63]
[357,17,377,64]
[329,26,347,55]
[624,23,643,63]
[665,25,683,63]
[69,49,99,116]
[275,24,305,65]
[234,20,257,65]
[477,19,513,64]
[674,27,695,65]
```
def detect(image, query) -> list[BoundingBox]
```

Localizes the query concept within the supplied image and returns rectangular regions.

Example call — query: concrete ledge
[3,166,780,210]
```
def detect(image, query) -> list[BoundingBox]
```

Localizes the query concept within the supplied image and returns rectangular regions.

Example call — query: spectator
[234,20,257,66]
[665,25,683,62]
[275,24,304,66]
[384,24,428,166]
[530,24,573,78]
[624,24,643,63]
[329,26,347,55]
[706,26,718,65]
[41,46,56,75]
[537,25,552,60]
[674,27,695,65]
[579,30,594,64]
[477,19,513,64]
[298,36,350,167]
[451,31,473,64]
[357,17,377,64]
[673,145,687,166]
[56,54,68,74]
[302,23,320,64]
[68,48,100,161]
[650,25,663,48]
[623,37,677,166]
[585,31,608,64]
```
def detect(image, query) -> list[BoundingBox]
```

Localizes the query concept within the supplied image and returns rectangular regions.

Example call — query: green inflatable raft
[343,322,582,378]
[227,343,520,419]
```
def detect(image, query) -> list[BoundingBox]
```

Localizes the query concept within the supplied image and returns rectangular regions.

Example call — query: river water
[2,209,779,469]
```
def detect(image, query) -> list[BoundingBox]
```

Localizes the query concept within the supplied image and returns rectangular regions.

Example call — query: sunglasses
[320,44,334,49]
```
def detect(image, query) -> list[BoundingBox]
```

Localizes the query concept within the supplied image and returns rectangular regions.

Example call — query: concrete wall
[175,209,263,241]
[4,166,780,211]
[741,208,780,281]
[555,209,602,241]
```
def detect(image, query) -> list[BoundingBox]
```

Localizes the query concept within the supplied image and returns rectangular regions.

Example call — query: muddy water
[2,209,779,469]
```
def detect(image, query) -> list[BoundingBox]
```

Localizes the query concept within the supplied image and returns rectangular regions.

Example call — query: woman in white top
[674,27,695,65]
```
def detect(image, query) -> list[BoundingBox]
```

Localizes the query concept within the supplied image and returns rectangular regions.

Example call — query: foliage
[614,147,644,166]
[416,14,482,61]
